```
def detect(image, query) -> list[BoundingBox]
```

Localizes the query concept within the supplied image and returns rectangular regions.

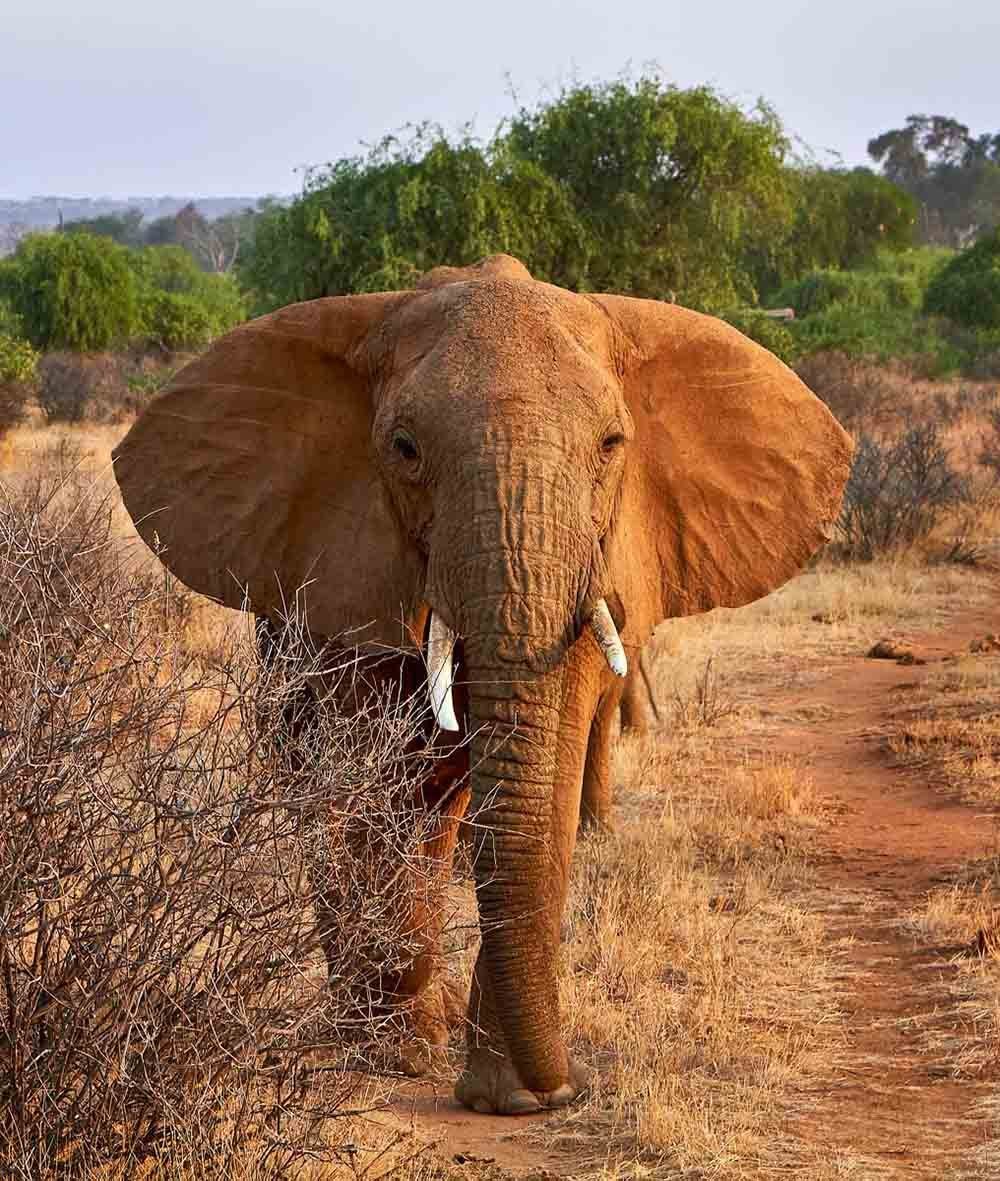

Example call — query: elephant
[112,254,852,1117]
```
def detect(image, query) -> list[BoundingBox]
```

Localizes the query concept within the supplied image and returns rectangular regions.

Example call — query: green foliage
[131,245,245,346]
[244,126,580,310]
[0,333,39,384]
[775,250,944,319]
[758,168,916,295]
[141,291,215,350]
[719,309,799,365]
[0,297,23,338]
[505,79,793,308]
[770,248,1000,375]
[241,77,795,313]
[923,228,1000,329]
[0,232,141,351]
[0,233,246,355]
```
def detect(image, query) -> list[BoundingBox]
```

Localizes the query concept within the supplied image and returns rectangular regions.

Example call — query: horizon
[4,0,998,201]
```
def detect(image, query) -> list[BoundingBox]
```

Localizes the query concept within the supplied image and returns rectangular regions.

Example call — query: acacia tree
[868,115,1000,246]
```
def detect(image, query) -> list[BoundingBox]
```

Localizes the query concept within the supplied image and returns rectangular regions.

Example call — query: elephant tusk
[590,598,628,677]
[427,611,460,731]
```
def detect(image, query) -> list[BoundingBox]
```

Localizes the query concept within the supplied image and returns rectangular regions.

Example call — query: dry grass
[884,654,1000,806]
[640,558,994,725]
[535,731,843,1179]
[904,874,1000,1179]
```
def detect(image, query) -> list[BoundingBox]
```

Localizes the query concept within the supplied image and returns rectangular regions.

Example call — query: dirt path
[388,600,1000,1178]
[757,601,1000,1176]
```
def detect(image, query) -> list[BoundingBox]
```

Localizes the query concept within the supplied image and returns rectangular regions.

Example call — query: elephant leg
[579,679,625,832]
[455,650,601,1114]
[618,663,648,735]
[315,766,470,1076]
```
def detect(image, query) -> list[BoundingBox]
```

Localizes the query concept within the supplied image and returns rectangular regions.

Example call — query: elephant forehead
[383,279,620,414]
[389,278,612,363]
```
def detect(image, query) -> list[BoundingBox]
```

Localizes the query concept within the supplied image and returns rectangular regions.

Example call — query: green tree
[130,245,245,348]
[505,78,793,308]
[241,76,796,313]
[758,167,915,295]
[924,227,1000,329]
[242,126,580,310]
[0,232,140,351]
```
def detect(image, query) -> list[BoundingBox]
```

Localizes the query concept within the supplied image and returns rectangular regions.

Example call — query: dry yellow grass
[904,878,1000,1180]
[885,654,1000,806]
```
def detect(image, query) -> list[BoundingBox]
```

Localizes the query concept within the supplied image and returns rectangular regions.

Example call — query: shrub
[838,424,966,560]
[0,382,31,437]
[0,333,38,385]
[924,227,1000,330]
[132,245,245,345]
[36,352,97,422]
[0,231,141,351]
[142,288,216,349]
[0,475,455,1179]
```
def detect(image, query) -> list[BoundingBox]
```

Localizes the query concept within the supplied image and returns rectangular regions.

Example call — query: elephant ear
[592,295,853,641]
[113,294,424,646]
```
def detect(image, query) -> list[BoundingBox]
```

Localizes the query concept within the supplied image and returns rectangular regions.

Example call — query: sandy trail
[757,601,1000,1176]
[386,598,1000,1178]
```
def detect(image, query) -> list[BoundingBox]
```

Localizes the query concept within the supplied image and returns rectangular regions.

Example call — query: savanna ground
[2,360,999,1180]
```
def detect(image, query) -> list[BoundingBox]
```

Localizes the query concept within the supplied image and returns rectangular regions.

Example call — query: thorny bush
[0,465,466,1179]
[838,423,967,561]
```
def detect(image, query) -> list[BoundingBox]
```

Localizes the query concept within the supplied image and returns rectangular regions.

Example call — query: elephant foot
[454,1048,590,1116]
[391,972,468,1078]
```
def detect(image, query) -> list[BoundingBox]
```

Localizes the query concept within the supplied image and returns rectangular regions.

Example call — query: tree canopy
[241,76,915,315]
[0,233,245,352]
[868,115,1000,246]
[924,227,1000,329]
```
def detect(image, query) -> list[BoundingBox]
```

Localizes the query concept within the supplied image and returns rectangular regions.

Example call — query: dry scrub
[0,463,465,1179]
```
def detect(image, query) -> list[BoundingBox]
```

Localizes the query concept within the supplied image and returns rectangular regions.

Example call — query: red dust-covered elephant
[113,255,851,1115]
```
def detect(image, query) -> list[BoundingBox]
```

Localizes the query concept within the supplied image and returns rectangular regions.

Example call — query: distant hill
[0,195,277,230]
[0,195,290,255]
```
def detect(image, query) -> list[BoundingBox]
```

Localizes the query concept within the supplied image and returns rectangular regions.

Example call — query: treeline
[240,78,915,315]
[1,74,999,391]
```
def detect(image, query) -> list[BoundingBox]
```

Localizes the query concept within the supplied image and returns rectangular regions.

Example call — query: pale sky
[4,0,997,198]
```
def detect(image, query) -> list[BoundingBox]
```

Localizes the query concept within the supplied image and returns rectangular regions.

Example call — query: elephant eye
[601,429,626,455]
[392,430,420,463]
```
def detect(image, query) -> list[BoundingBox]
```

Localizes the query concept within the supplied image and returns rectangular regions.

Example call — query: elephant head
[113,254,852,1102]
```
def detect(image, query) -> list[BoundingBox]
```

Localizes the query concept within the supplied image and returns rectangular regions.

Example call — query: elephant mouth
[421,603,627,734]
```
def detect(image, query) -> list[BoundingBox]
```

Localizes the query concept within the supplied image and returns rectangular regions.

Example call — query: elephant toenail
[547,1083,576,1107]
[503,1089,543,1115]
[471,1098,494,1114]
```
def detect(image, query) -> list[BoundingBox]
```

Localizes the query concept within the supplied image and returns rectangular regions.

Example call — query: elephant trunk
[463,656,569,1092]
[425,460,621,1090]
